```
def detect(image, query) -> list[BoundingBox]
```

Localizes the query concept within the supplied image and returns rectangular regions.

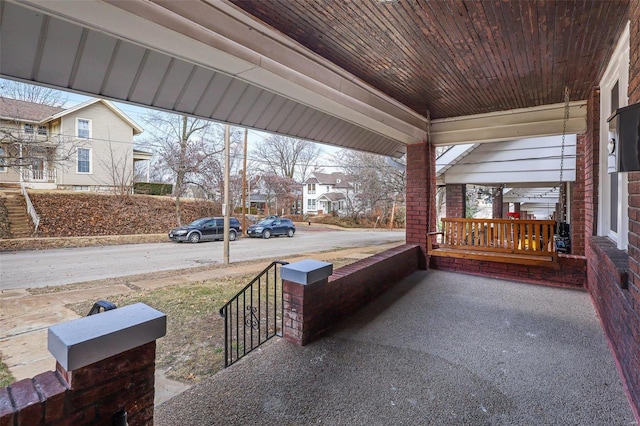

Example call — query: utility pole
[241,128,248,235]
[223,124,230,265]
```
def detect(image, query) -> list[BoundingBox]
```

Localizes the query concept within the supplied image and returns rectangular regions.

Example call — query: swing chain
[558,86,570,222]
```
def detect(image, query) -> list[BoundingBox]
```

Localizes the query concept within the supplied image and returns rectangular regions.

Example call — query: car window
[190,218,208,227]
[258,219,273,226]
[206,220,217,228]
[215,219,224,227]
[274,220,281,225]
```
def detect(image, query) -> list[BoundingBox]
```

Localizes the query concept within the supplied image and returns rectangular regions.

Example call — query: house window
[308,199,316,209]
[326,186,330,192]
[308,183,316,194]
[37,125,47,136]
[77,119,91,139]
[599,23,629,250]
[0,147,6,172]
[73,185,90,191]
[77,148,92,173]
[24,124,34,134]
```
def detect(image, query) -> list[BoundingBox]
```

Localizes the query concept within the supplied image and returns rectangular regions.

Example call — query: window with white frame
[0,147,6,172]
[24,124,34,134]
[599,23,629,250]
[307,183,316,194]
[37,125,47,136]
[77,118,91,139]
[77,148,92,174]
[307,199,316,209]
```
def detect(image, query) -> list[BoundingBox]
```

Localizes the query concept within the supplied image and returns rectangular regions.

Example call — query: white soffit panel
[431,102,587,146]
[1,0,419,157]
[441,135,577,185]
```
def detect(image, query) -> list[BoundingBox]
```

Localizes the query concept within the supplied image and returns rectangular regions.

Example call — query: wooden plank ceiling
[229,0,630,119]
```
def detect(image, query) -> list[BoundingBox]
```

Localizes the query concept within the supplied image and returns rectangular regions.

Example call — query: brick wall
[406,142,435,268]
[586,6,640,419]
[283,244,421,345]
[445,184,466,218]
[430,254,586,290]
[0,342,156,425]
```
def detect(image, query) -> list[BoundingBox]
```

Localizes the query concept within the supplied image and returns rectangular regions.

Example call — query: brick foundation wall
[445,184,466,218]
[0,342,156,426]
[587,238,639,417]
[429,254,586,290]
[283,244,421,345]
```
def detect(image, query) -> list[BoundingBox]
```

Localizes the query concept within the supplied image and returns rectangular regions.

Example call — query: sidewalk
[0,243,400,405]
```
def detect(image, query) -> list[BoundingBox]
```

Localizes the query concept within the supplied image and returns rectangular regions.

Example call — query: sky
[57,86,341,171]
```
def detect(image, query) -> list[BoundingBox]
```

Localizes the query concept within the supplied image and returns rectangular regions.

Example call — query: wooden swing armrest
[427,231,444,252]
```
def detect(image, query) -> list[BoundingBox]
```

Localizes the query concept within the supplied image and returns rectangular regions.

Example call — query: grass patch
[0,356,15,387]
[67,273,256,384]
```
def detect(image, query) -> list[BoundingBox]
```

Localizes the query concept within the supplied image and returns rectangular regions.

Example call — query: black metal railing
[219,260,288,367]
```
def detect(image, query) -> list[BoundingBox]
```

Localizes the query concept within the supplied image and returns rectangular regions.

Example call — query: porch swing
[426,90,574,267]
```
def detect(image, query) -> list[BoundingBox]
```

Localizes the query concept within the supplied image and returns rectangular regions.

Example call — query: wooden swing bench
[428,218,558,267]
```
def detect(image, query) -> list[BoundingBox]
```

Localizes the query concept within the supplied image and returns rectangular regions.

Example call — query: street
[0,227,404,290]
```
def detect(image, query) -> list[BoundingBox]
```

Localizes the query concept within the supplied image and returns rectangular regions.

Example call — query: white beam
[430,102,587,146]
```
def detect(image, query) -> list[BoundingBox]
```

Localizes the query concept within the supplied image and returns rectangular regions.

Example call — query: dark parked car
[246,218,296,239]
[169,217,242,243]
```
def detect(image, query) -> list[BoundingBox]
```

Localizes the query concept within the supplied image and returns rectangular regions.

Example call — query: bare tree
[260,173,298,215]
[0,79,67,107]
[137,112,245,225]
[0,96,79,174]
[252,134,321,181]
[97,139,134,197]
[337,150,406,223]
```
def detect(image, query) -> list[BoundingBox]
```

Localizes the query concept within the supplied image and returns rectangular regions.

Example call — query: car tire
[188,232,201,243]
[263,229,271,239]
[287,229,294,237]
[229,230,237,241]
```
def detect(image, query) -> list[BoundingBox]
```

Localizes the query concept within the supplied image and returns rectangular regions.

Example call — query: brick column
[583,88,600,240]
[492,188,503,219]
[406,141,435,269]
[445,184,466,218]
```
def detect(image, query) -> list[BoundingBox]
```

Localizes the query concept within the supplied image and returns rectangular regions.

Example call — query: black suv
[246,218,296,239]
[169,217,242,243]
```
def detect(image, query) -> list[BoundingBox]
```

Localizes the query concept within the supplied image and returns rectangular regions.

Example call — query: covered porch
[1,0,639,423]
[157,269,634,425]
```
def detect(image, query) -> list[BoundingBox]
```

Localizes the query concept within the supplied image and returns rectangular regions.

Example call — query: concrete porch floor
[156,270,637,425]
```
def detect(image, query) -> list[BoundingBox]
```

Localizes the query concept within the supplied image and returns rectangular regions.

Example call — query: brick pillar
[445,184,466,218]
[584,88,600,242]
[282,260,333,346]
[571,135,587,255]
[0,303,165,426]
[492,188,503,219]
[406,141,435,268]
